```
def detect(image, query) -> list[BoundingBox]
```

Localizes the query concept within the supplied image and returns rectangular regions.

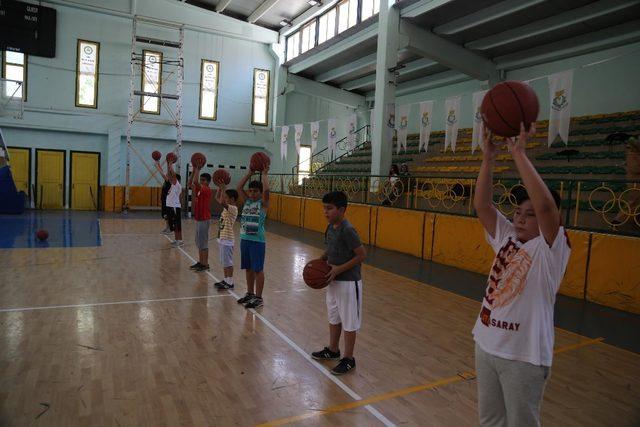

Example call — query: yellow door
[37,150,64,209]
[71,152,99,210]
[7,147,30,194]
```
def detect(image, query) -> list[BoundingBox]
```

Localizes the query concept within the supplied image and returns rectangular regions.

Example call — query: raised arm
[509,123,560,246]
[154,161,169,182]
[473,125,499,238]
[188,166,200,190]
[166,162,177,185]
[261,166,270,210]
[216,183,228,208]
[236,170,252,205]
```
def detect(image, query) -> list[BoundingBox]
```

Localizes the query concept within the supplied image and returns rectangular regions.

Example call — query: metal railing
[291,125,371,176]
[268,173,640,237]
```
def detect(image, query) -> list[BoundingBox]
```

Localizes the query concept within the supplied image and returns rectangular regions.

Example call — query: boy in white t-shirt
[155,160,183,247]
[472,123,571,427]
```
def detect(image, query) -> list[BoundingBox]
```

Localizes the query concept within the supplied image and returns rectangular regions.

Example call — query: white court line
[0,294,233,313]
[166,235,395,427]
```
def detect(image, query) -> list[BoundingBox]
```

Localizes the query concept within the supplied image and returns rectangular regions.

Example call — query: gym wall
[271,194,640,315]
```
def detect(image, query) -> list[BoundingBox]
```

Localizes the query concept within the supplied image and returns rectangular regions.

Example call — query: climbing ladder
[124,15,184,211]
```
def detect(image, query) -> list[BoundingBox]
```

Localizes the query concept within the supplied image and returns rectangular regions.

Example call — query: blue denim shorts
[240,239,266,272]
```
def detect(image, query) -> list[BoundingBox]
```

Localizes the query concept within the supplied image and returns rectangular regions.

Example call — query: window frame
[251,68,270,127]
[2,51,28,101]
[198,59,220,121]
[299,20,317,54]
[140,49,163,115]
[285,0,387,62]
[75,39,100,109]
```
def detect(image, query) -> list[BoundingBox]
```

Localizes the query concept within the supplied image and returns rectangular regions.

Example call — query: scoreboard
[0,0,56,57]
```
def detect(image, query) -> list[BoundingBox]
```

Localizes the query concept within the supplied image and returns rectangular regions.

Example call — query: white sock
[225,277,234,285]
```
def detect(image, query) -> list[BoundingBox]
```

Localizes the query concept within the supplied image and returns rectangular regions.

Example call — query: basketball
[480,81,539,137]
[36,229,49,241]
[151,150,162,161]
[213,168,231,185]
[303,259,332,289]
[191,152,206,169]
[166,152,178,164]
[250,152,270,172]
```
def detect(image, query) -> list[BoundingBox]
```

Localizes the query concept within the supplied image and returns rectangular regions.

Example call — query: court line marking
[256,337,605,427]
[166,236,395,427]
[0,294,233,313]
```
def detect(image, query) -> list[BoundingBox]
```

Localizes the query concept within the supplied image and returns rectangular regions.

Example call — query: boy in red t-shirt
[188,166,213,272]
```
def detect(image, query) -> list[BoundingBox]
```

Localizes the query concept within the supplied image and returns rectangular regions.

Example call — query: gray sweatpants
[475,344,550,427]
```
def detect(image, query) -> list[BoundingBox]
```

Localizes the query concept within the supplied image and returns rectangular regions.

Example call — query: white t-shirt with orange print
[472,211,571,367]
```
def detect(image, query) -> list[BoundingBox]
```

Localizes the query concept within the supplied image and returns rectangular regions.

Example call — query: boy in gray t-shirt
[311,191,366,375]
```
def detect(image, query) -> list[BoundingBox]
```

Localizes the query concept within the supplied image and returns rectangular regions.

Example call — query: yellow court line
[256,337,604,427]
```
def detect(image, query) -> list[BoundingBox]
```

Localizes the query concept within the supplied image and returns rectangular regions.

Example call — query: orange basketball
[36,229,49,241]
[213,169,231,185]
[191,152,206,169]
[151,150,162,161]
[250,152,270,172]
[166,152,178,164]
[303,259,331,289]
[481,81,539,137]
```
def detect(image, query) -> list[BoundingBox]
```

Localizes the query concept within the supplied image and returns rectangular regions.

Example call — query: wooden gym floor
[0,215,639,426]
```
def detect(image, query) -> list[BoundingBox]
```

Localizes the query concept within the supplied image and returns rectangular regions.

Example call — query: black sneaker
[194,264,210,272]
[244,296,263,309]
[190,262,202,270]
[331,357,356,375]
[237,293,254,304]
[214,280,226,288]
[311,347,341,361]
[217,281,234,290]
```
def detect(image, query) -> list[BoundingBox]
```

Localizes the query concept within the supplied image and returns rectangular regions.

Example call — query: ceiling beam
[395,70,472,96]
[315,53,378,82]
[287,73,366,108]
[341,57,439,90]
[288,23,378,74]
[215,0,233,13]
[400,0,455,19]
[365,70,472,99]
[495,19,640,70]
[399,21,497,81]
[248,0,282,23]
[341,74,376,91]
[467,0,639,51]
[434,0,546,35]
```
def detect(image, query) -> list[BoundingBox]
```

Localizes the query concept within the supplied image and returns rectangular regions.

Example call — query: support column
[371,0,399,187]
[270,40,288,174]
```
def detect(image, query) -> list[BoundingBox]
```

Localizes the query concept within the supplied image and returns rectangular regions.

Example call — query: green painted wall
[0,0,277,207]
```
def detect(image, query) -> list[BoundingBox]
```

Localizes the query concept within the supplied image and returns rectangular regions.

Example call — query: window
[318,8,336,44]
[2,51,27,100]
[337,0,357,34]
[199,59,219,120]
[300,21,317,54]
[286,32,301,61]
[140,50,162,114]
[298,145,312,185]
[75,40,100,108]
[361,0,380,21]
[251,68,270,126]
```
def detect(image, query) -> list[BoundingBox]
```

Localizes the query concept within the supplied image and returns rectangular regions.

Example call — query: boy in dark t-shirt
[311,191,366,375]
